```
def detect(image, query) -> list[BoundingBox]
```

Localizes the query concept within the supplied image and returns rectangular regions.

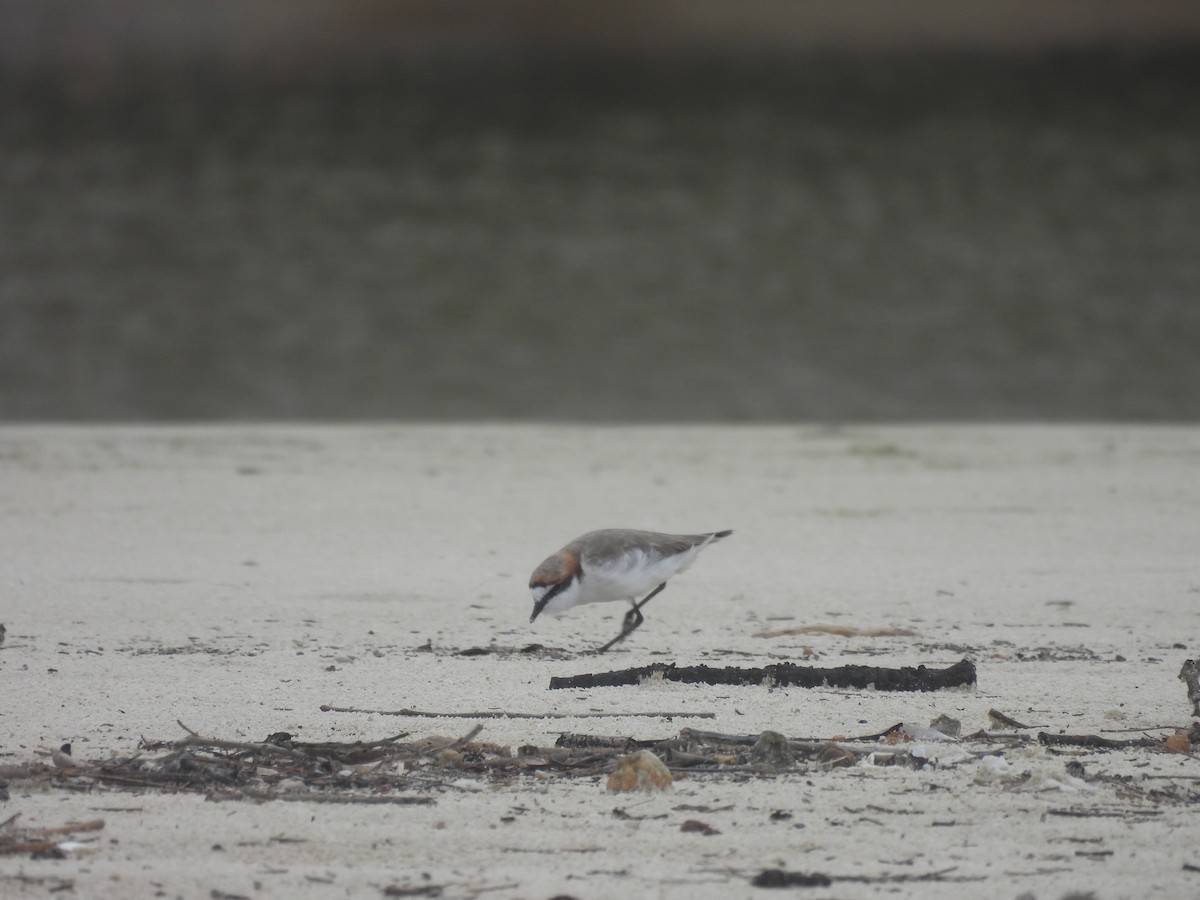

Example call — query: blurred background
[2,1,1199,421]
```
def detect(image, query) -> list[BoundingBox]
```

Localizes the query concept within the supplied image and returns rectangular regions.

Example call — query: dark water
[2,50,1199,420]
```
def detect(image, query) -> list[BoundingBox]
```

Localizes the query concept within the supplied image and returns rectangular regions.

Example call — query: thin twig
[171,723,312,760]
[448,724,485,750]
[214,789,436,805]
[987,709,1043,729]
[25,819,105,837]
[320,705,715,720]
[753,624,919,639]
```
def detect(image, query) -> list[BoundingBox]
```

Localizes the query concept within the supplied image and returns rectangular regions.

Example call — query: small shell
[1164,732,1192,754]
[606,749,673,793]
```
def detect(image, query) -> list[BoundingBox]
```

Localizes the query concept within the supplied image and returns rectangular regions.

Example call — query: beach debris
[1180,659,1200,717]
[611,807,668,821]
[750,731,794,769]
[1016,766,1096,793]
[895,722,957,742]
[753,866,985,887]
[549,658,977,692]
[751,869,832,888]
[752,623,918,639]
[928,715,961,738]
[0,817,104,857]
[606,750,672,793]
[382,884,445,897]
[2,710,1193,812]
[975,754,1016,782]
[817,743,857,768]
[988,709,1043,730]
[679,819,720,835]
[907,743,973,768]
[1038,732,1164,750]
[1164,731,1193,754]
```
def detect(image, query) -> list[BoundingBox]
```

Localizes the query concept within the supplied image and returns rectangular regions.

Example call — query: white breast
[575,545,702,606]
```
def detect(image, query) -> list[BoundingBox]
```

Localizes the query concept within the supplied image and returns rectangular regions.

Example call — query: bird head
[528,549,582,622]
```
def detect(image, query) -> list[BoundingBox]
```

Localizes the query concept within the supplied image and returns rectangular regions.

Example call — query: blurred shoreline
[2,15,1198,421]
[4,1,1200,74]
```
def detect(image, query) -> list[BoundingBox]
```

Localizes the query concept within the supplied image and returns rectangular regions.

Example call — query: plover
[529,528,732,652]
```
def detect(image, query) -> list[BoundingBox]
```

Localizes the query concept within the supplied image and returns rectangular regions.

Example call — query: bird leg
[595,582,667,653]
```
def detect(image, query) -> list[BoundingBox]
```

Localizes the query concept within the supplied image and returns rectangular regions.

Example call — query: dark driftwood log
[1037,732,1163,750]
[548,658,975,692]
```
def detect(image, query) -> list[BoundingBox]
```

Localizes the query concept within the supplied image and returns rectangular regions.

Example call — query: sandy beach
[1,424,1198,898]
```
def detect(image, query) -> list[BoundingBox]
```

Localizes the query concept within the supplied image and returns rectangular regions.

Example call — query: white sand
[2,425,1198,898]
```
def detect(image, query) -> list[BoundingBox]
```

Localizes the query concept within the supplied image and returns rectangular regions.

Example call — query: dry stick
[679,729,900,759]
[268,734,411,754]
[171,722,413,760]
[216,790,436,806]
[1038,732,1164,750]
[171,723,313,761]
[987,709,1043,730]
[24,819,105,837]
[681,725,911,746]
[0,842,60,857]
[320,704,716,720]
[753,624,920,639]
[446,723,484,750]
[548,658,976,692]
[1099,725,1186,733]
[0,819,106,857]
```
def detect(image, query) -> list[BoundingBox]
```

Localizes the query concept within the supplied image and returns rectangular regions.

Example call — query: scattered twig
[0,818,105,857]
[320,704,716,720]
[753,624,919,639]
[988,709,1042,730]
[22,819,104,837]
[161,723,413,764]
[447,724,485,750]
[171,722,312,761]
[554,724,1014,768]
[1100,725,1184,733]
[751,865,980,887]
[212,790,435,806]
[680,726,890,750]
[549,659,976,692]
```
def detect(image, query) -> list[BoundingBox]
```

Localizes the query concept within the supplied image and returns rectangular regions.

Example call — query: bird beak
[529,577,569,624]
[529,598,547,623]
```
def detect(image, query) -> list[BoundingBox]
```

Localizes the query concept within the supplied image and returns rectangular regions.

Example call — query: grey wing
[575,529,731,567]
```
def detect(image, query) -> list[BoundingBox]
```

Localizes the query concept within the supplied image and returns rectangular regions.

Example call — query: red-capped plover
[529,528,732,652]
